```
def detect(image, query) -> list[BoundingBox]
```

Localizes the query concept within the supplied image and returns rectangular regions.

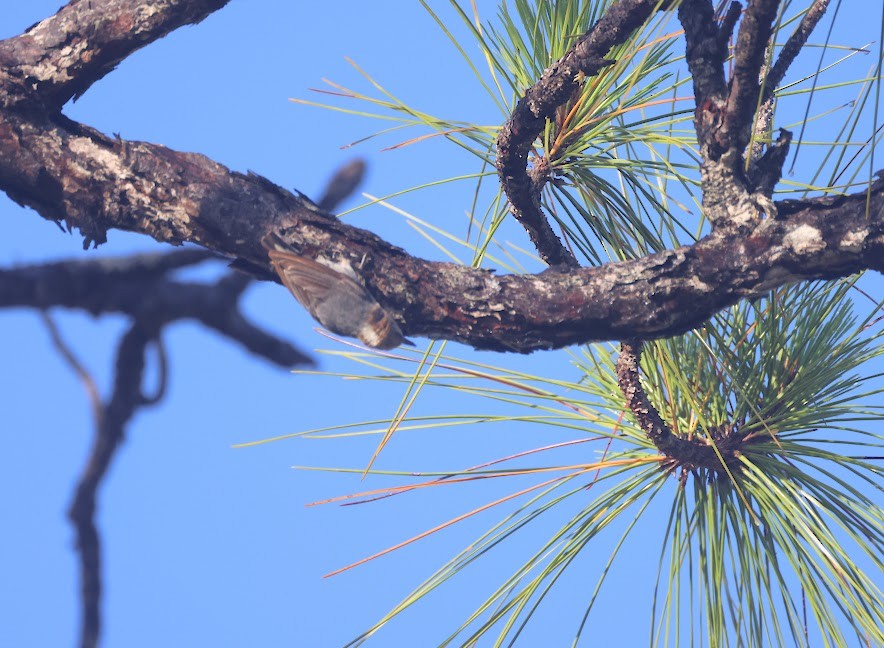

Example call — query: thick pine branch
[0,0,881,356]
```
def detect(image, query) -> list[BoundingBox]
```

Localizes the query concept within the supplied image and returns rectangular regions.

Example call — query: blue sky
[1,2,881,647]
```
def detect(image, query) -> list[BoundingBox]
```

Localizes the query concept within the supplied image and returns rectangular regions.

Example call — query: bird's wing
[267,249,356,313]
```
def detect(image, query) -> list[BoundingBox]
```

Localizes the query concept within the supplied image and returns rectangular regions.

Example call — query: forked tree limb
[678,0,783,229]
[0,0,881,355]
[15,248,310,648]
[1,3,882,647]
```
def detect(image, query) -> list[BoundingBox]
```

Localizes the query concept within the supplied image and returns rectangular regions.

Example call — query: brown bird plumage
[267,248,407,350]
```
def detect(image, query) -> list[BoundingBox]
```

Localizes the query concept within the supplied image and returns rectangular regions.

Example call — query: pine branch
[0,0,880,354]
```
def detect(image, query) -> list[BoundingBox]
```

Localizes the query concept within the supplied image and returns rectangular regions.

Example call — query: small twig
[764,0,831,102]
[752,0,830,160]
[317,158,366,212]
[40,311,103,424]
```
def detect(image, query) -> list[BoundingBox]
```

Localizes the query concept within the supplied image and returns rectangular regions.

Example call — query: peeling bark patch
[685,275,713,294]
[839,228,867,253]
[68,136,129,176]
[783,224,825,255]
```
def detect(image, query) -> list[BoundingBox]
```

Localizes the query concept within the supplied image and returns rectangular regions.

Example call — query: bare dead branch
[724,0,781,155]
[30,248,309,648]
[718,2,744,49]
[751,0,830,159]
[679,0,730,120]
[40,311,103,423]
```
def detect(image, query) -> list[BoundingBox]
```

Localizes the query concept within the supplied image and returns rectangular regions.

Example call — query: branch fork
[1,0,879,441]
[492,0,847,467]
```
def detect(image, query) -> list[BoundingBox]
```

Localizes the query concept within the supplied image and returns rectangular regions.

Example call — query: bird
[266,245,409,350]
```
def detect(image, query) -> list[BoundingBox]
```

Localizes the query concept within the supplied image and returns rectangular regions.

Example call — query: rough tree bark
[2,2,881,647]
[0,0,880,354]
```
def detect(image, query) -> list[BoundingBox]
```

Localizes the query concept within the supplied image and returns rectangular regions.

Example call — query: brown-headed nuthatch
[266,244,409,350]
